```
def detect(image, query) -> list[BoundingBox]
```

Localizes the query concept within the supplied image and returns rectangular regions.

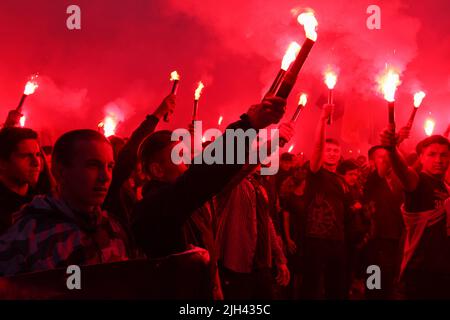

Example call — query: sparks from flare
[299,93,307,106]
[378,68,401,102]
[424,118,435,136]
[414,91,426,108]
[281,42,301,71]
[324,70,337,90]
[297,11,318,41]
[170,71,180,81]
[24,74,39,95]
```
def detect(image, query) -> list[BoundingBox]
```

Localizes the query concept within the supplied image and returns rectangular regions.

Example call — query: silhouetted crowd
[0,94,449,300]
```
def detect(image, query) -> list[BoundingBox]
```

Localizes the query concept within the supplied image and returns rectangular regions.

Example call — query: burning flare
[378,68,401,102]
[414,91,426,108]
[98,116,118,137]
[24,74,39,95]
[288,145,294,153]
[281,42,301,71]
[299,93,308,106]
[424,118,435,136]
[194,81,205,100]
[218,116,223,126]
[170,71,180,81]
[297,12,318,41]
[324,70,337,90]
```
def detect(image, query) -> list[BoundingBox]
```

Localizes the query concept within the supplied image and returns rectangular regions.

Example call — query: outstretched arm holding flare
[379,124,419,192]
[103,94,176,226]
[309,104,333,173]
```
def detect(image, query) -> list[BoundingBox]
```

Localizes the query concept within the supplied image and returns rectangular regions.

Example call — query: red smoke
[0,0,448,157]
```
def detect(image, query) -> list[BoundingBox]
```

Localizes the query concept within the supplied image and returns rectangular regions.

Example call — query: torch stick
[327,89,334,125]
[17,74,39,113]
[192,99,199,125]
[267,70,286,95]
[16,94,27,113]
[406,107,418,128]
[407,91,425,129]
[165,71,180,122]
[275,12,317,99]
[192,81,204,124]
[276,38,315,99]
[280,94,307,147]
[388,101,396,131]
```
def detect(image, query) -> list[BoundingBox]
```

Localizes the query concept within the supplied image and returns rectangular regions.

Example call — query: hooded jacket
[0,195,129,276]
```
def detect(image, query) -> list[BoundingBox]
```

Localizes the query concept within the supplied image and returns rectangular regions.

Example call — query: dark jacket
[103,114,159,226]
[0,196,129,276]
[132,116,255,258]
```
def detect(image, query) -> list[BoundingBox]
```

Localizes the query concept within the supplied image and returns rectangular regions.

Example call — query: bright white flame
[288,145,294,153]
[378,68,401,102]
[218,116,223,126]
[24,75,39,95]
[298,93,308,106]
[194,81,205,100]
[202,136,206,143]
[424,118,435,136]
[170,71,180,81]
[98,116,118,137]
[281,42,301,71]
[414,91,426,108]
[324,71,337,89]
[19,115,26,127]
[297,12,318,41]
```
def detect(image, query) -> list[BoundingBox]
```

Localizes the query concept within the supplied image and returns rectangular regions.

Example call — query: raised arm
[380,125,419,192]
[310,104,333,173]
[133,96,287,235]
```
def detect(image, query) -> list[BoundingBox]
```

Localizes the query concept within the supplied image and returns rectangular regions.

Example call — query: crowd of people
[0,93,448,300]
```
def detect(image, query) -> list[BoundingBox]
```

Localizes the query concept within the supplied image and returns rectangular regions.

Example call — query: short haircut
[416,135,450,155]
[280,152,295,162]
[368,145,387,160]
[0,127,38,160]
[52,129,110,168]
[138,130,174,168]
[337,159,359,175]
[325,138,340,147]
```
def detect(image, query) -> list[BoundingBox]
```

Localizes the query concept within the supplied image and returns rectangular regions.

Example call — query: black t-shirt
[404,172,450,273]
[283,193,307,245]
[303,168,348,241]
[363,171,404,240]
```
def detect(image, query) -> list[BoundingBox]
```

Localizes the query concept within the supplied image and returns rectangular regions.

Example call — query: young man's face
[280,159,293,172]
[0,139,42,186]
[323,143,341,166]
[420,143,449,177]
[58,140,114,210]
[343,169,359,187]
[373,148,391,176]
[149,143,188,183]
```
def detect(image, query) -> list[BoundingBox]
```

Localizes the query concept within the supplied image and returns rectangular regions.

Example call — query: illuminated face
[149,143,188,183]
[0,139,42,186]
[343,169,359,187]
[280,159,293,171]
[323,142,341,166]
[58,140,114,210]
[373,148,391,176]
[420,143,449,177]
